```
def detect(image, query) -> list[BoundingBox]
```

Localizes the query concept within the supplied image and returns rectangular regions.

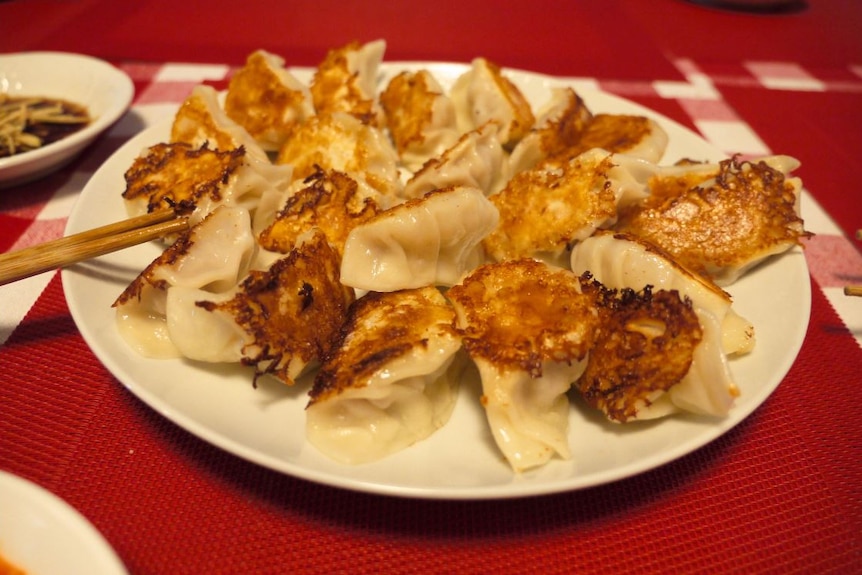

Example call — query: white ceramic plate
[0,52,134,188]
[63,63,811,499]
[0,470,127,574]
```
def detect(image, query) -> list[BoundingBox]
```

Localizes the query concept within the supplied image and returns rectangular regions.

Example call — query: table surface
[1,1,861,573]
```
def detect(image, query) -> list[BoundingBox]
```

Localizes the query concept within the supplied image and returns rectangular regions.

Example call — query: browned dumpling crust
[565,114,659,159]
[528,89,593,164]
[258,169,382,257]
[576,281,703,423]
[122,142,245,216]
[446,259,599,377]
[615,156,810,279]
[309,41,381,125]
[483,152,619,262]
[482,59,535,148]
[224,50,311,150]
[380,70,442,155]
[198,231,354,386]
[309,286,457,404]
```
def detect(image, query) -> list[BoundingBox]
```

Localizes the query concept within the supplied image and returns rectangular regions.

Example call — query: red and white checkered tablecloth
[1,0,862,571]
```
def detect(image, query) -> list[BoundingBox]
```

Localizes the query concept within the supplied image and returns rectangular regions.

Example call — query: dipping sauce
[0,94,90,158]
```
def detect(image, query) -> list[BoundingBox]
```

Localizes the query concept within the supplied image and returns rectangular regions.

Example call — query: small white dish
[0,470,127,575]
[0,52,134,188]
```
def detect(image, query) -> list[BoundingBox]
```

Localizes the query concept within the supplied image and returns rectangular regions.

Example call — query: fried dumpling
[508,87,593,174]
[380,69,461,172]
[306,286,463,465]
[576,280,704,422]
[570,232,750,417]
[309,39,386,125]
[615,155,809,285]
[170,230,353,384]
[275,112,402,201]
[482,148,655,267]
[340,186,499,292]
[446,259,600,472]
[113,206,256,359]
[224,50,314,151]
[121,142,293,230]
[570,113,668,164]
[258,168,383,258]
[171,84,268,162]
[402,122,510,199]
[450,57,535,149]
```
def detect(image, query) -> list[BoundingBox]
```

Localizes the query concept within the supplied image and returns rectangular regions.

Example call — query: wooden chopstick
[0,210,189,286]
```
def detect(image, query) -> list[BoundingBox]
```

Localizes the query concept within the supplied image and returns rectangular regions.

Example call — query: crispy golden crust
[532,89,593,160]
[576,280,702,423]
[224,51,309,147]
[199,231,354,385]
[274,112,396,196]
[615,157,810,277]
[122,142,245,215]
[483,153,619,261]
[380,70,439,155]
[446,259,599,376]
[309,41,378,124]
[258,168,382,256]
[171,92,236,151]
[483,58,535,147]
[643,165,720,207]
[309,287,456,404]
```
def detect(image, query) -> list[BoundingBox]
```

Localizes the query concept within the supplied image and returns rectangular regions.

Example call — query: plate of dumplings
[63,41,811,499]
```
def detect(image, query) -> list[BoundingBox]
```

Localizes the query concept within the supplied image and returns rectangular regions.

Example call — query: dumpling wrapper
[483,148,656,267]
[450,57,535,149]
[570,232,751,417]
[121,142,293,232]
[402,122,510,199]
[340,185,500,292]
[224,49,314,151]
[113,206,256,359]
[309,39,386,125]
[616,155,808,286]
[380,69,460,172]
[171,84,269,162]
[306,287,463,465]
[446,259,600,472]
[166,230,353,384]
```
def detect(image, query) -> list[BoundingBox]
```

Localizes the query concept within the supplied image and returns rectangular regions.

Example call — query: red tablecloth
[1,1,861,573]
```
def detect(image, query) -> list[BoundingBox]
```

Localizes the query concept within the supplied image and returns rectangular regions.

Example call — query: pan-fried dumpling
[276,112,402,201]
[615,155,808,286]
[402,122,510,199]
[450,57,535,149]
[483,148,656,267]
[309,39,386,125]
[167,230,353,384]
[572,113,668,164]
[306,286,463,465]
[113,206,256,359]
[575,280,704,422]
[258,168,383,258]
[340,186,500,292]
[171,84,269,162]
[380,69,460,171]
[224,50,314,151]
[508,87,593,174]
[570,232,752,417]
[447,259,600,472]
[121,142,293,230]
